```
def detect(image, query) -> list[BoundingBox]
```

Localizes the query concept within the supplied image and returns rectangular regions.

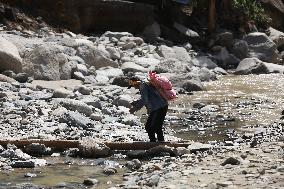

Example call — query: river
[1,74,284,188]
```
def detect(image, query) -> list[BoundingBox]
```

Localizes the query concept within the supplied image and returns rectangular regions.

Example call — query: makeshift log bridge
[0,139,192,151]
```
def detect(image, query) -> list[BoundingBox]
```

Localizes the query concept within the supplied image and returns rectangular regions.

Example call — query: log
[0,140,191,151]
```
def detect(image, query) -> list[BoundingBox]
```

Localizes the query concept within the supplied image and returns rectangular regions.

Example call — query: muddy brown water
[171,74,284,142]
[1,74,284,188]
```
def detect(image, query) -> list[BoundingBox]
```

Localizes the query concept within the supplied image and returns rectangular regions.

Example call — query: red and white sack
[148,71,177,101]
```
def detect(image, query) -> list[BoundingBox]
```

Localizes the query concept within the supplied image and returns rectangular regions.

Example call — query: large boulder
[76,44,118,69]
[232,40,249,60]
[54,98,93,116]
[22,44,69,80]
[235,58,269,75]
[191,56,218,69]
[244,32,280,63]
[154,58,189,73]
[0,37,22,73]
[157,45,191,63]
[79,139,110,158]
[268,27,284,49]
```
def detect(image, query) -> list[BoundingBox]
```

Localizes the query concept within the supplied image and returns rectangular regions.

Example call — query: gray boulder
[0,74,17,83]
[55,98,93,116]
[214,48,240,69]
[0,37,22,73]
[235,58,269,75]
[232,40,249,60]
[191,56,218,69]
[154,58,189,73]
[157,45,191,63]
[215,31,234,48]
[181,79,205,92]
[79,139,110,158]
[24,143,51,156]
[113,94,132,108]
[76,45,118,69]
[244,32,280,63]
[22,44,69,80]
[59,111,93,129]
[95,67,124,79]
[190,67,217,82]
[268,27,284,48]
[53,88,73,98]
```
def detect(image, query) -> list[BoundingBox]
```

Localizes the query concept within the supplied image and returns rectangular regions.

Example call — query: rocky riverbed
[0,9,284,188]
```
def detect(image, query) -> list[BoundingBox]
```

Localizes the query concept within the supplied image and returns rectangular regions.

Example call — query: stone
[181,79,205,92]
[79,139,110,158]
[14,72,29,83]
[83,178,99,186]
[76,44,118,69]
[59,111,93,128]
[55,98,93,116]
[24,172,37,178]
[90,113,103,121]
[232,40,249,60]
[76,85,91,95]
[216,31,234,48]
[23,44,69,80]
[113,94,132,108]
[146,174,160,187]
[53,88,73,98]
[191,56,218,69]
[73,71,85,81]
[121,62,148,73]
[0,36,22,73]
[126,159,142,170]
[187,142,212,153]
[95,67,124,79]
[1,149,31,160]
[24,143,51,156]
[244,32,279,63]
[235,58,269,75]
[221,157,240,166]
[0,74,17,83]
[154,58,188,73]
[11,161,35,168]
[103,166,118,175]
[268,27,284,48]
[76,64,88,75]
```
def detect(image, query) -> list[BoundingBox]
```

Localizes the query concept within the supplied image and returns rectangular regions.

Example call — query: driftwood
[0,139,191,151]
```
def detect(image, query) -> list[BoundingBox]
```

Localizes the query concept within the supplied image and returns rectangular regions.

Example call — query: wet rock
[221,157,240,166]
[127,150,148,159]
[24,143,52,156]
[24,172,37,178]
[79,139,110,158]
[148,145,176,156]
[214,47,240,69]
[1,149,31,160]
[235,58,269,75]
[126,159,142,170]
[181,79,205,92]
[11,160,35,168]
[103,166,117,175]
[0,36,22,73]
[193,102,206,109]
[83,178,99,186]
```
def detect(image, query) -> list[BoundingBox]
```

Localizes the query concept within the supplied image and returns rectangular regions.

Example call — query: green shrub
[232,0,271,27]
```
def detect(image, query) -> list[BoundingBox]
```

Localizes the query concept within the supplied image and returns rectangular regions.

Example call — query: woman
[128,76,168,142]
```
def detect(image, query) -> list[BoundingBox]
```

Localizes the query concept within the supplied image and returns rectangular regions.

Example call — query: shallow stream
[1,74,284,188]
